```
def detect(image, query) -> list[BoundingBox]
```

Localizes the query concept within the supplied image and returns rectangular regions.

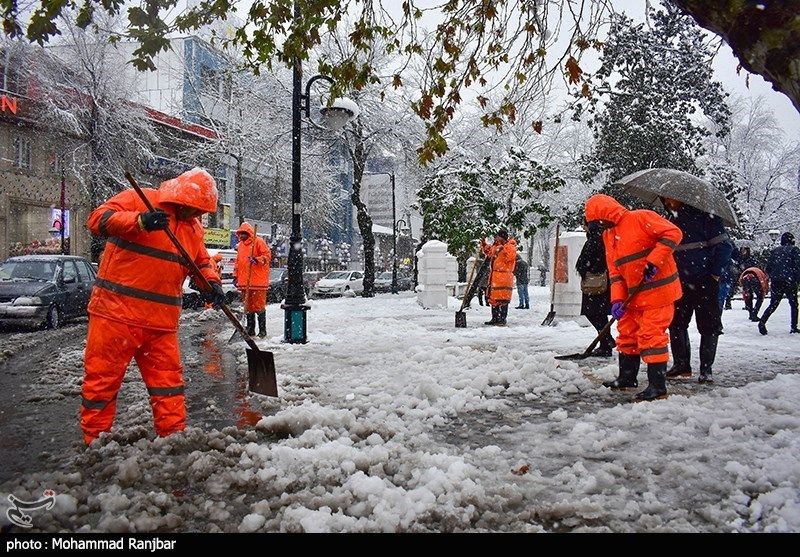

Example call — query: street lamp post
[283,2,358,343]
[390,172,399,294]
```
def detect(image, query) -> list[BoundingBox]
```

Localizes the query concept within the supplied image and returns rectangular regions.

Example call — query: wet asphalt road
[0,312,272,485]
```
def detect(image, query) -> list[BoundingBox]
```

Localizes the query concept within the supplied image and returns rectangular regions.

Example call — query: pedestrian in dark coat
[663,199,733,384]
[576,220,613,356]
[514,254,530,309]
[758,232,800,334]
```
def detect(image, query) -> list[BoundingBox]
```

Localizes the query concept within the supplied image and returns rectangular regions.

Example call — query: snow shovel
[228,224,258,344]
[554,282,640,361]
[541,222,561,326]
[455,247,482,328]
[125,171,278,397]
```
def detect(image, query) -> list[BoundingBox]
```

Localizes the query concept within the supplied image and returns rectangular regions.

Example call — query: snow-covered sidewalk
[2,287,799,532]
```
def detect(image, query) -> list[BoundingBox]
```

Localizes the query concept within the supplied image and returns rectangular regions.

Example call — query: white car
[312,270,364,298]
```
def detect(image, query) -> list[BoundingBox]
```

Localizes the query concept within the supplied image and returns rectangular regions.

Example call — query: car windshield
[0,260,57,282]
[325,272,350,280]
[378,272,392,279]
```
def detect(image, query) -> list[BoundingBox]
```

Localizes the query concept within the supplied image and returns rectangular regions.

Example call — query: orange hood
[159,168,218,213]
[236,222,255,243]
[585,194,627,225]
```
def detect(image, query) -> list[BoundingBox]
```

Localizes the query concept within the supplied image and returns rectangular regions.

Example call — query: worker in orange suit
[481,228,517,326]
[81,168,224,445]
[584,194,683,402]
[233,222,271,337]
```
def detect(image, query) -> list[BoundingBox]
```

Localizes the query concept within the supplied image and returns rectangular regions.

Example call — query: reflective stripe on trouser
[615,304,675,364]
[241,289,267,313]
[81,315,185,444]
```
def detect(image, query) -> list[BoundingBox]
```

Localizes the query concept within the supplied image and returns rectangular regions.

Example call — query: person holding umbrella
[659,197,733,384]
[615,168,739,385]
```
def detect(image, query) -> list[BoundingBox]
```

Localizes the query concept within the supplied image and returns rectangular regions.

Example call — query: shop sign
[0,94,18,115]
[204,228,231,246]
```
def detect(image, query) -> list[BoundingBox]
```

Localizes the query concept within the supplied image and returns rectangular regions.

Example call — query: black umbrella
[614,168,739,227]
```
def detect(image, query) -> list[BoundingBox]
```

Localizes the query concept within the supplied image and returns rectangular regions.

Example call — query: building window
[49,152,65,175]
[13,136,32,169]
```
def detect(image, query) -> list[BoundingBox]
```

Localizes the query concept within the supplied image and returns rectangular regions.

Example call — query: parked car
[268,267,288,303]
[0,255,96,329]
[303,271,328,298]
[374,270,414,293]
[312,270,365,298]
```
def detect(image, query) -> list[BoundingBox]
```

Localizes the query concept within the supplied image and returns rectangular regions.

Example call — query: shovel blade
[246,347,278,397]
[455,311,467,328]
[541,311,556,326]
[554,352,590,361]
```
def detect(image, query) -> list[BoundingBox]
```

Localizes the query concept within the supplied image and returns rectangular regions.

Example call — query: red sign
[1,95,18,114]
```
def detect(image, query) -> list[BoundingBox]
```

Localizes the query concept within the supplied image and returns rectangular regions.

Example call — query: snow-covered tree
[5,14,160,258]
[319,33,425,297]
[415,147,563,263]
[576,2,731,189]
[9,1,799,165]
[704,96,800,243]
[172,49,342,232]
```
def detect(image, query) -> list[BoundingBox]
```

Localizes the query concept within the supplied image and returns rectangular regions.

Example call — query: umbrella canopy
[614,168,739,228]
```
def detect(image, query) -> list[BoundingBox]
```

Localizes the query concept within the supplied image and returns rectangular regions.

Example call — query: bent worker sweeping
[81,168,224,445]
[584,194,683,402]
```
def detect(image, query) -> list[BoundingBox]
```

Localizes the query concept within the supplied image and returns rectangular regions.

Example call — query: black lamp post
[283,2,358,343]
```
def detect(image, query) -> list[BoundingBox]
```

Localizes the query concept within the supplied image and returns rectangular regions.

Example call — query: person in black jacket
[663,198,733,384]
[576,220,614,357]
[758,232,800,335]
[514,253,530,309]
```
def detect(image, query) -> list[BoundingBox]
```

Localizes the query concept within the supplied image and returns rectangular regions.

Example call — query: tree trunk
[89,98,103,262]
[236,155,245,225]
[350,127,375,297]
[671,0,800,113]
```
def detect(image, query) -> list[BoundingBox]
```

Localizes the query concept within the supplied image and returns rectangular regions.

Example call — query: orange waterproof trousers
[615,304,675,364]
[81,315,185,445]
[241,289,267,313]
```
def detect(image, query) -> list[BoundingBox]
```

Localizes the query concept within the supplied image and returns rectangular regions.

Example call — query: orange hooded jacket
[234,222,271,290]
[585,194,683,310]
[86,169,220,331]
[482,238,517,305]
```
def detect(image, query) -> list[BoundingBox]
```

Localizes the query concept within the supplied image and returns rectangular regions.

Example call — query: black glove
[202,282,226,308]
[139,210,169,232]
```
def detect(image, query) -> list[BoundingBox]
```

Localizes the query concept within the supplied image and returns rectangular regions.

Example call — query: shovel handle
[459,245,483,312]
[577,281,642,357]
[124,171,260,352]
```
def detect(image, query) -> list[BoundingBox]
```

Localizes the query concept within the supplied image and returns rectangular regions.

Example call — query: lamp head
[319,97,359,132]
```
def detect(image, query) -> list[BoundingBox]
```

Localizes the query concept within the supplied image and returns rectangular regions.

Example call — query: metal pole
[283,0,309,343]
[391,172,398,294]
[60,168,66,254]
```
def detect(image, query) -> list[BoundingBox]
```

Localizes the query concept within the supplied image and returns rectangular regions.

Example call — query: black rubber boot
[246,313,256,336]
[603,353,640,389]
[698,334,718,383]
[484,306,498,325]
[497,304,508,325]
[666,329,692,379]
[257,311,267,338]
[792,304,799,333]
[634,362,668,401]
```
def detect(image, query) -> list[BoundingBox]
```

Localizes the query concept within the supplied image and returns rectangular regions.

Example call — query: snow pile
[1,291,799,532]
